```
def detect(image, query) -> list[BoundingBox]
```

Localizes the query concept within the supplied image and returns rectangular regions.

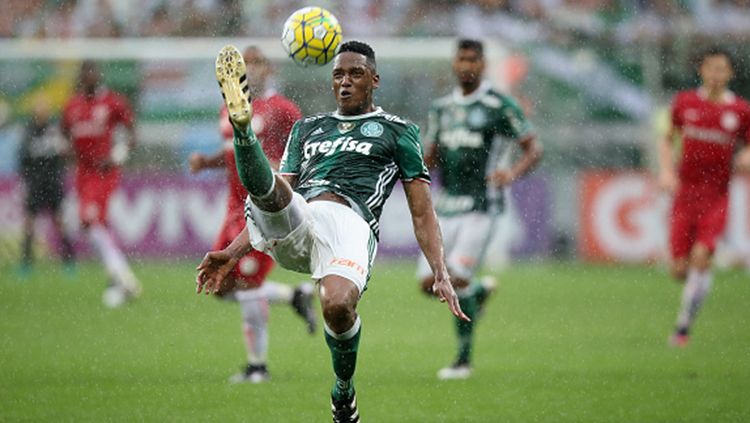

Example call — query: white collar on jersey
[258,87,277,100]
[332,106,384,120]
[452,80,492,105]
[697,87,736,104]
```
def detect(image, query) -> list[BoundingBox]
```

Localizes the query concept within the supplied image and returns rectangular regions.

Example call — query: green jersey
[424,82,533,216]
[279,107,430,238]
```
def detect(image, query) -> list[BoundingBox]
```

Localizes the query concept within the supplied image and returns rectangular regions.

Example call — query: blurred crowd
[1,0,750,42]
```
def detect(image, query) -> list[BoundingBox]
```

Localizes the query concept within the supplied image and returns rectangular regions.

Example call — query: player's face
[332,52,379,116]
[453,48,485,88]
[244,48,271,96]
[79,62,100,95]
[700,54,733,92]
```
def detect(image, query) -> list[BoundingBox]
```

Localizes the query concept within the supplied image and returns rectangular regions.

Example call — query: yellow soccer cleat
[215,45,252,130]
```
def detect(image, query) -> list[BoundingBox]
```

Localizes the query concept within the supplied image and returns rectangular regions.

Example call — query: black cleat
[331,391,359,423]
[228,363,270,384]
[291,282,317,334]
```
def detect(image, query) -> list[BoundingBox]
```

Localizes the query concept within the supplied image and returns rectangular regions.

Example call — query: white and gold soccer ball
[281,6,343,67]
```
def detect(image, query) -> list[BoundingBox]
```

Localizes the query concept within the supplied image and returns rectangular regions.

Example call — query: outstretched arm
[658,125,680,193]
[403,179,469,321]
[196,226,253,294]
[189,150,226,173]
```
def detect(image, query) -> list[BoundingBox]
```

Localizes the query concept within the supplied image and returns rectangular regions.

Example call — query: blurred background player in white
[189,45,316,383]
[17,97,75,277]
[417,39,542,380]
[61,60,140,308]
[657,46,750,347]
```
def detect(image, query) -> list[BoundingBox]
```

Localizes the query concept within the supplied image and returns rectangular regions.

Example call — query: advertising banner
[579,172,750,263]
[0,172,552,261]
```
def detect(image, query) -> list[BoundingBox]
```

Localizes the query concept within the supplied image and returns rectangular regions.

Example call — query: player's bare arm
[404,179,469,322]
[196,226,253,294]
[423,142,439,170]
[735,145,750,174]
[189,150,226,173]
[488,135,543,186]
[658,125,680,193]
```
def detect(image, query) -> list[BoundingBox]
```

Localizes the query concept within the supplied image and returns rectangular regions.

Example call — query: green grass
[1,259,749,422]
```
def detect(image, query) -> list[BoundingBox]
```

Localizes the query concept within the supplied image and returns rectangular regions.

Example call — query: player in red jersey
[189,46,315,383]
[62,60,141,308]
[658,47,750,347]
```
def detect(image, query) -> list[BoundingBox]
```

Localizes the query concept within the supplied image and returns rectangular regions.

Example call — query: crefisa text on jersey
[303,136,374,159]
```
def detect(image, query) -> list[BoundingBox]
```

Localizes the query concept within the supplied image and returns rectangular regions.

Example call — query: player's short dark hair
[697,45,734,69]
[457,39,484,58]
[338,40,376,71]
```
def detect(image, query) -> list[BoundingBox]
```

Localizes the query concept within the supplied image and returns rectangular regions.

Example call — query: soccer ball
[281,6,343,67]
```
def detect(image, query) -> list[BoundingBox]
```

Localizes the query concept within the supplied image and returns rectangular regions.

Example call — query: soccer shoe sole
[215,45,252,130]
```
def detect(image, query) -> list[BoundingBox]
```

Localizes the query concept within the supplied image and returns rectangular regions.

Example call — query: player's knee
[671,267,687,281]
[321,297,356,333]
[690,245,712,271]
[670,260,688,281]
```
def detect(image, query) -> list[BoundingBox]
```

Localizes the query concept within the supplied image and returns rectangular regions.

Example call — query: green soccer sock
[233,125,275,198]
[455,285,480,365]
[325,317,361,400]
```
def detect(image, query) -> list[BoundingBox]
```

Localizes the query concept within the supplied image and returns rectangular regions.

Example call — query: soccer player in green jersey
[417,39,542,380]
[196,40,467,422]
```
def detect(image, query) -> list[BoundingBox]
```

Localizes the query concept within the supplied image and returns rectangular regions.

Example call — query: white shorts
[416,212,497,281]
[245,193,376,293]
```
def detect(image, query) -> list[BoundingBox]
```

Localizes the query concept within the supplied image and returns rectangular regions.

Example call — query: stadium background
[1,1,750,422]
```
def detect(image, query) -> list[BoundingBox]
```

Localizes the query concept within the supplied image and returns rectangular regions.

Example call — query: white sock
[256,281,294,304]
[676,268,713,332]
[240,296,269,365]
[88,224,138,288]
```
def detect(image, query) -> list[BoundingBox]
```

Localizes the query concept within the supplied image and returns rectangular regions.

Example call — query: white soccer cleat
[437,363,472,380]
[480,275,498,293]
[102,285,128,309]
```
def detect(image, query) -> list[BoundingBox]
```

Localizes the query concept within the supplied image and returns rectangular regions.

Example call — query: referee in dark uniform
[17,100,75,275]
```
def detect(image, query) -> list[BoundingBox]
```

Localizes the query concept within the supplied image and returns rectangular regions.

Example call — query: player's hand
[195,250,238,295]
[487,169,515,187]
[188,153,206,173]
[735,148,750,174]
[432,272,470,322]
[658,170,678,193]
[99,160,115,171]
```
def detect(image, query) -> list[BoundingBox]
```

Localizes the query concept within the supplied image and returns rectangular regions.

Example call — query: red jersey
[219,90,302,213]
[671,88,750,193]
[62,89,134,169]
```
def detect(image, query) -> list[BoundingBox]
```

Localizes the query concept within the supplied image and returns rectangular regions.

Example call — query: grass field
[1,259,749,422]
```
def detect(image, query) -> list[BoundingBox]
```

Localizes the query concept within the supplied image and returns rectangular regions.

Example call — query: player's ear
[372,73,380,90]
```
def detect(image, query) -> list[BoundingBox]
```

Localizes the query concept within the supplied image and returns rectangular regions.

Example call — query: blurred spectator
[84,0,123,37]
[142,4,176,37]
[42,0,86,38]
[693,0,750,38]
[0,0,749,40]
[455,0,548,42]
[615,0,689,44]
[215,0,245,36]
[176,0,215,36]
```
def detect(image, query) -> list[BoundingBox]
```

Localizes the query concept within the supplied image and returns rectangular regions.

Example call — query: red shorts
[213,208,274,289]
[76,167,119,225]
[669,188,728,260]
